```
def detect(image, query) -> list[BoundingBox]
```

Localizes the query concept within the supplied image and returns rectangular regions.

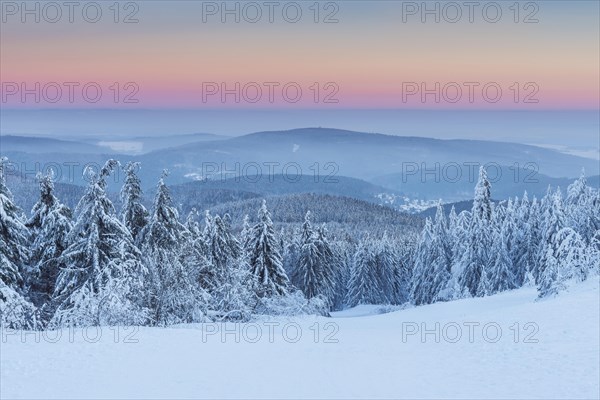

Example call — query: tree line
[1,157,598,329]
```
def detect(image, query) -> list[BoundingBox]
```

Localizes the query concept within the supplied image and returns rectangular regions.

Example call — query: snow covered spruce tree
[311,223,337,304]
[489,223,517,294]
[588,231,600,275]
[208,215,241,281]
[411,203,452,304]
[204,213,253,319]
[555,227,589,283]
[0,157,38,329]
[26,172,73,316]
[247,200,289,298]
[500,199,520,282]
[375,232,407,305]
[536,188,566,284]
[346,235,381,306]
[182,208,213,285]
[140,171,208,325]
[536,187,590,298]
[120,161,149,243]
[523,195,542,283]
[537,246,564,298]
[291,212,336,306]
[240,214,252,251]
[330,236,353,311]
[51,160,147,327]
[566,170,598,243]
[459,167,495,297]
[508,193,532,286]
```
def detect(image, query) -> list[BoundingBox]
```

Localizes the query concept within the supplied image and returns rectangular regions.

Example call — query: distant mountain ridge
[3,128,597,204]
[141,128,598,181]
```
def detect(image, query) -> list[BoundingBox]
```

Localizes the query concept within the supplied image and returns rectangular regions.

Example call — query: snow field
[2,279,598,399]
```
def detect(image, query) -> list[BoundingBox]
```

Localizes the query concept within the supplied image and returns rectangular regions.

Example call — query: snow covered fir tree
[0,157,598,329]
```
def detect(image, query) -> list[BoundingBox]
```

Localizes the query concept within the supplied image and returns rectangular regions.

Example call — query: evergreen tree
[524,196,542,280]
[0,157,29,290]
[282,226,301,278]
[292,212,336,306]
[566,170,596,242]
[292,211,319,295]
[511,192,532,286]
[331,237,353,310]
[182,208,212,299]
[0,157,37,329]
[459,167,494,297]
[497,198,524,289]
[536,188,566,283]
[375,232,405,305]
[476,264,491,297]
[489,226,516,293]
[444,209,470,301]
[140,171,208,325]
[588,230,600,275]
[472,166,492,221]
[412,203,452,304]
[185,208,202,237]
[205,214,252,318]
[120,162,149,242]
[248,200,289,297]
[555,228,588,283]
[346,236,381,306]
[240,214,252,251]
[537,248,564,298]
[26,172,73,314]
[51,160,147,327]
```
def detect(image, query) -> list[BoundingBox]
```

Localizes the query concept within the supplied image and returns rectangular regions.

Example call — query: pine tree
[566,170,596,242]
[51,160,147,327]
[140,171,208,325]
[26,172,73,314]
[411,219,434,305]
[0,157,37,329]
[537,249,564,298]
[412,203,452,304]
[291,212,336,306]
[185,208,202,237]
[240,214,252,251]
[555,228,588,283]
[524,196,542,280]
[204,214,253,318]
[248,200,289,297]
[281,225,301,279]
[537,188,566,283]
[311,224,336,304]
[346,236,380,306]
[375,232,405,305]
[535,194,587,298]
[511,192,531,286]
[292,212,319,295]
[497,198,524,290]
[182,208,212,298]
[459,167,494,297]
[588,231,600,275]
[476,264,491,297]
[331,238,353,310]
[472,166,492,221]
[444,209,470,301]
[489,227,516,294]
[0,157,29,290]
[120,162,149,242]
[209,215,241,273]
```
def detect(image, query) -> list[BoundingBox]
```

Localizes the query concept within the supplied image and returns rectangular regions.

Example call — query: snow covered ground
[2,280,598,399]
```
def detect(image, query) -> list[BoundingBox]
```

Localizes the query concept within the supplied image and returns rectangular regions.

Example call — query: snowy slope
[1,280,598,399]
